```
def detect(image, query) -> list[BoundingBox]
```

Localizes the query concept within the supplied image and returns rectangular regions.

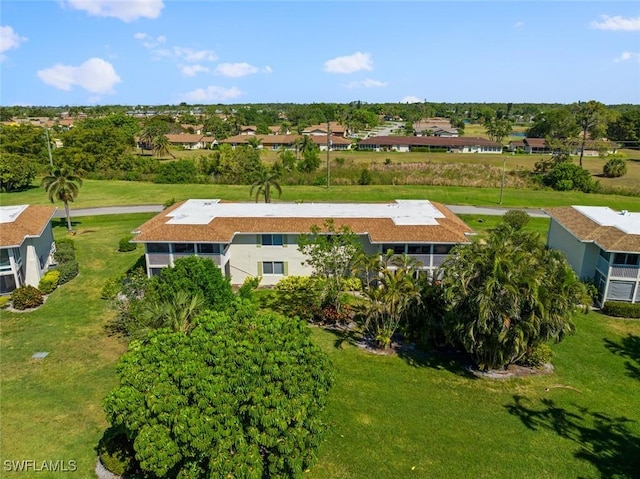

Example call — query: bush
[602,301,640,319]
[542,162,599,193]
[56,260,79,285]
[54,241,76,264]
[154,159,199,184]
[502,210,530,230]
[11,285,44,310]
[519,343,553,367]
[603,157,627,178]
[102,275,124,300]
[274,276,324,321]
[0,296,10,309]
[340,277,362,291]
[237,275,261,300]
[118,236,137,252]
[38,270,60,294]
[358,168,372,185]
[97,427,136,476]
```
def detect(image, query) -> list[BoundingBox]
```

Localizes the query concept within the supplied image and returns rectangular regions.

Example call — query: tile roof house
[132,199,474,286]
[302,122,346,137]
[0,205,57,294]
[508,138,618,156]
[165,134,215,150]
[221,134,352,151]
[545,206,640,305]
[358,136,503,154]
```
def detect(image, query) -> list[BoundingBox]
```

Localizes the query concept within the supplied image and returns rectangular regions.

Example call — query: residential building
[0,205,57,294]
[358,136,503,153]
[165,134,215,150]
[545,206,640,305]
[132,199,474,286]
[221,134,352,151]
[508,138,618,155]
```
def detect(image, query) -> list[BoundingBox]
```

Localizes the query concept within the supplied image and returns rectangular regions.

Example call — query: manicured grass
[307,313,640,478]
[2,180,640,211]
[459,214,551,238]
[0,213,154,478]
[1,213,639,478]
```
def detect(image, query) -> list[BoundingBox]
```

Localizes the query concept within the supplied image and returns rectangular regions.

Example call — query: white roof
[574,205,640,235]
[0,205,28,224]
[166,199,445,226]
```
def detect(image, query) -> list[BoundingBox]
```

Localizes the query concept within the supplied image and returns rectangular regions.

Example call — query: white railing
[609,265,640,279]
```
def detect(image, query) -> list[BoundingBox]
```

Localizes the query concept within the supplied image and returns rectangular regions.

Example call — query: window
[0,274,16,294]
[408,245,431,254]
[613,253,639,266]
[173,243,195,254]
[0,249,10,269]
[599,249,610,261]
[263,261,284,275]
[433,244,454,255]
[261,234,283,246]
[382,244,405,254]
[147,243,169,253]
[198,243,221,254]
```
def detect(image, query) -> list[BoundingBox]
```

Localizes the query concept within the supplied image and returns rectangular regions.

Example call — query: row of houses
[508,138,619,156]
[3,202,638,305]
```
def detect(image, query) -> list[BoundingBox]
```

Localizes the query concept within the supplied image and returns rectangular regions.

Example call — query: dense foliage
[0,153,38,192]
[542,162,600,193]
[603,156,627,178]
[103,303,334,478]
[440,224,589,370]
[38,270,60,294]
[601,301,640,319]
[11,285,44,310]
[118,236,137,252]
[52,239,79,285]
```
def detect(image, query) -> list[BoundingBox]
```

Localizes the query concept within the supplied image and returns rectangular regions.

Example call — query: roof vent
[620,210,628,216]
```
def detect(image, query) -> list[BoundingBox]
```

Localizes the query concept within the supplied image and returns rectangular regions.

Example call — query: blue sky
[1,1,639,106]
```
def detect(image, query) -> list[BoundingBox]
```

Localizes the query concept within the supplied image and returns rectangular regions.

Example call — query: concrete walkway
[55,204,548,218]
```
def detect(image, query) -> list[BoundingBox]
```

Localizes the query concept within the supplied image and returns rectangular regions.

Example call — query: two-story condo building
[0,205,57,294]
[545,206,640,305]
[132,199,474,286]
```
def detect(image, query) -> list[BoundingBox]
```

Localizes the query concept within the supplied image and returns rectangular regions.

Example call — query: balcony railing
[609,264,640,279]
[147,253,171,266]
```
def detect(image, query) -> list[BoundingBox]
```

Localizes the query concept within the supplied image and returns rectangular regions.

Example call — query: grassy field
[1,213,639,479]
[2,180,640,212]
[459,214,550,238]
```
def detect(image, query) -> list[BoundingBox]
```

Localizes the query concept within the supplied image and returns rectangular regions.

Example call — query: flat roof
[167,199,446,226]
[574,206,640,235]
[133,199,474,244]
[0,205,29,224]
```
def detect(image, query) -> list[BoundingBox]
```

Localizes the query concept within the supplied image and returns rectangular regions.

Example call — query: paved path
[55,204,548,218]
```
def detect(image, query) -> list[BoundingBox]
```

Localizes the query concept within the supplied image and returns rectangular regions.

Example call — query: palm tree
[152,134,175,158]
[41,166,83,231]
[138,127,155,154]
[250,171,282,203]
[246,136,262,150]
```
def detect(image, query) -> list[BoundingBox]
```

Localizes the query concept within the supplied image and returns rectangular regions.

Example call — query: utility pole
[326,121,331,188]
[499,156,507,205]
[44,128,53,168]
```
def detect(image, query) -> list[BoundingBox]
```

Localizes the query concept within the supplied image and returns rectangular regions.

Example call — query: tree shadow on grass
[52,217,82,230]
[324,327,475,378]
[604,334,640,382]
[505,395,640,479]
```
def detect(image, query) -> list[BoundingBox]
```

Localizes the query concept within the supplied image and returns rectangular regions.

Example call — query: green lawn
[1,213,639,478]
[459,214,551,238]
[2,180,640,211]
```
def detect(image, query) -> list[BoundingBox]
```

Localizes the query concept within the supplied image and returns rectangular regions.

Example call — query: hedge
[56,260,79,285]
[602,301,640,319]
[118,236,137,252]
[38,270,60,294]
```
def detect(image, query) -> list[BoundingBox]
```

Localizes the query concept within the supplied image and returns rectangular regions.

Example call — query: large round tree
[103,303,334,478]
[440,224,589,370]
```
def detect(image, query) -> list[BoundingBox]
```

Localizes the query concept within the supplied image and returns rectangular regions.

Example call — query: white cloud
[400,96,422,104]
[514,21,524,28]
[346,79,387,88]
[171,47,217,62]
[324,52,373,74]
[591,15,640,31]
[181,64,209,77]
[37,58,121,94]
[614,51,640,62]
[0,26,27,61]
[179,85,244,103]
[262,65,272,74]
[215,62,259,78]
[60,0,164,22]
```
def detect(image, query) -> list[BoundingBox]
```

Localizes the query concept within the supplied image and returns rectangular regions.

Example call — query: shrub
[11,285,44,310]
[54,241,76,264]
[274,276,324,321]
[163,197,176,209]
[237,275,261,300]
[602,301,640,319]
[358,168,372,185]
[519,343,553,367]
[603,157,627,178]
[56,260,79,285]
[102,275,124,300]
[0,296,10,309]
[502,210,530,230]
[542,162,599,193]
[118,236,137,252]
[38,270,60,294]
[154,159,199,184]
[97,427,136,476]
[340,277,362,291]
